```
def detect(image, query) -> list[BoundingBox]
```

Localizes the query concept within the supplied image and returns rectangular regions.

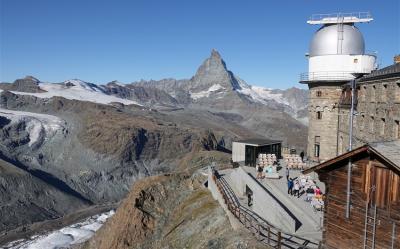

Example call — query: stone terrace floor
[221,160,325,242]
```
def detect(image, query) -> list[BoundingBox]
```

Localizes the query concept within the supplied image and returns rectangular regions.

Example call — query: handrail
[212,170,321,249]
[309,12,372,22]
[299,71,372,82]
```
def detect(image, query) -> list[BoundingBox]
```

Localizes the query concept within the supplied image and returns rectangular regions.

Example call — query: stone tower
[300,13,376,162]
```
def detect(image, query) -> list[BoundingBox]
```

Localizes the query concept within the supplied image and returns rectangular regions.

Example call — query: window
[360,115,365,131]
[396,83,400,102]
[395,120,400,139]
[353,58,358,63]
[382,84,388,102]
[314,136,320,158]
[316,111,322,120]
[372,85,376,102]
[381,118,386,136]
[316,91,322,97]
[370,116,375,133]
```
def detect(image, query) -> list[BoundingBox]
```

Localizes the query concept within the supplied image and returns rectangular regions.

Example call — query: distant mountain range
[0,49,308,125]
[0,50,308,240]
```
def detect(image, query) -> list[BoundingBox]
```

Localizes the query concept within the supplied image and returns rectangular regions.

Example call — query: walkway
[239,165,324,240]
[212,169,321,249]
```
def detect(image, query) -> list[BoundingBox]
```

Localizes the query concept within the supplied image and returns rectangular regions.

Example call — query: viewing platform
[208,159,325,248]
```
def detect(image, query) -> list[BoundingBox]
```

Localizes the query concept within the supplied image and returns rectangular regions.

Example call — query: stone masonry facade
[307,84,343,162]
[338,66,400,154]
[306,62,400,162]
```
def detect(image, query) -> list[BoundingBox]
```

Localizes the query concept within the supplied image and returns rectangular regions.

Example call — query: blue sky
[0,0,399,89]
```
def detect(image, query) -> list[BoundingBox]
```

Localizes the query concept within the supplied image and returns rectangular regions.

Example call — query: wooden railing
[212,170,321,249]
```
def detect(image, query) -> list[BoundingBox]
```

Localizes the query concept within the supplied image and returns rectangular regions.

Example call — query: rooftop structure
[299,11,378,163]
[300,12,376,83]
[307,12,373,25]
[232,139,282,167]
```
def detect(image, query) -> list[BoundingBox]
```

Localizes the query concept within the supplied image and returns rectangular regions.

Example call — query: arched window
[316,91,322,97]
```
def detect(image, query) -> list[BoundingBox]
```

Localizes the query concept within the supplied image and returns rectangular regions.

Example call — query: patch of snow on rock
[9,80,140,106]
[6,210,115,249]
[0,108,64,146]
[190,84,225,100]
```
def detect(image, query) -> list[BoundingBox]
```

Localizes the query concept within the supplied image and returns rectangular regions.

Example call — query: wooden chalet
[303,141,400,249]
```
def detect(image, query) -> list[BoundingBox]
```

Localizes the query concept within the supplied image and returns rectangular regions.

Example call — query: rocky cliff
[78,173,266,249]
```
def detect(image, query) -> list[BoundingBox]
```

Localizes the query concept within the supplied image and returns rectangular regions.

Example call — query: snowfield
[190,84,225,99]
[9,79,140,106]
[4,210,115,249]
[0,108,64,146]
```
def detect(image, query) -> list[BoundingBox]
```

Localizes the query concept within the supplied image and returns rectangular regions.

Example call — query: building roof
[359,63,400,82]
[234,138,282,146]
[303,140,400,174]
[369,141,400,168]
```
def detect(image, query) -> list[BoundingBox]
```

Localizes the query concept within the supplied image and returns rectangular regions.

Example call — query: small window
[381,118,385,136]
[314,136,320,158]
[316,91,322,97]
[395,120,400,139]
[353,58,358,63]
[316,111,322,120]
[360,115,365,131]
[370,116,375,133]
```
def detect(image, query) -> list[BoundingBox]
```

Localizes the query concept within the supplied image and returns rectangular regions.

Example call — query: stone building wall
[338,76,400,153]
[307,84,343,161]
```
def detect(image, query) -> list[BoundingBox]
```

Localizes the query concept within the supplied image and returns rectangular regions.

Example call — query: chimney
[395,54,400,64]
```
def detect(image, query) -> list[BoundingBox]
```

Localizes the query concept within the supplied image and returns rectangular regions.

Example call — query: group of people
[285,167,324,211]
[256,161,278,179]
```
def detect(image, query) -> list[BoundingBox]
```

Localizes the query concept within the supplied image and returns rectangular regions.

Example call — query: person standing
[247,193,252,206]
[288,178,293,195]
[300,151,305,162]
[285,167,290,181]
[294,180,300,198]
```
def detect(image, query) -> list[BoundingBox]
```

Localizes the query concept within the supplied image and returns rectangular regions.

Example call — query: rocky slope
[0,90,257,234]
[0,158,89,233]
[78,173,266,249]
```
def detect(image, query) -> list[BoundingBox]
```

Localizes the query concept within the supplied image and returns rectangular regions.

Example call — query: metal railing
[212,170,321,249]
[299,71,373,82]
[308,12,372,23]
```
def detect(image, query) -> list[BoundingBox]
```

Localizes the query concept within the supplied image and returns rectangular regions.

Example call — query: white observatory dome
[309,24,365,56]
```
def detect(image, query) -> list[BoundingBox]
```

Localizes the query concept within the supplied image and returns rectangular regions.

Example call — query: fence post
[267,226,271,245]
[277,231,282,249]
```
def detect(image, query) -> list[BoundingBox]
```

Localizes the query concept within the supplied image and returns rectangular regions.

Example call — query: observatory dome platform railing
[299,70,373,83]
[307,12,373,25]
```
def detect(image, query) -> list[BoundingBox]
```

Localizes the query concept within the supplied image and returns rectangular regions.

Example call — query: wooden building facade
[303,141,400,249]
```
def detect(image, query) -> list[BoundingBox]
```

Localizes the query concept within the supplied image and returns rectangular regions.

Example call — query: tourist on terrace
[305,186,314,202]
[314,186,322,195]
[300,151,305,162]
[256,165,263,179]
[294,180,300,198]
[288,178,293,195]
[285,167,290,181]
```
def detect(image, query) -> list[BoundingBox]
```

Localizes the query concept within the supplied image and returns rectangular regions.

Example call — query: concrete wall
[309,54,376,79]
[230,167,300,233]
[232,142,245,162]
